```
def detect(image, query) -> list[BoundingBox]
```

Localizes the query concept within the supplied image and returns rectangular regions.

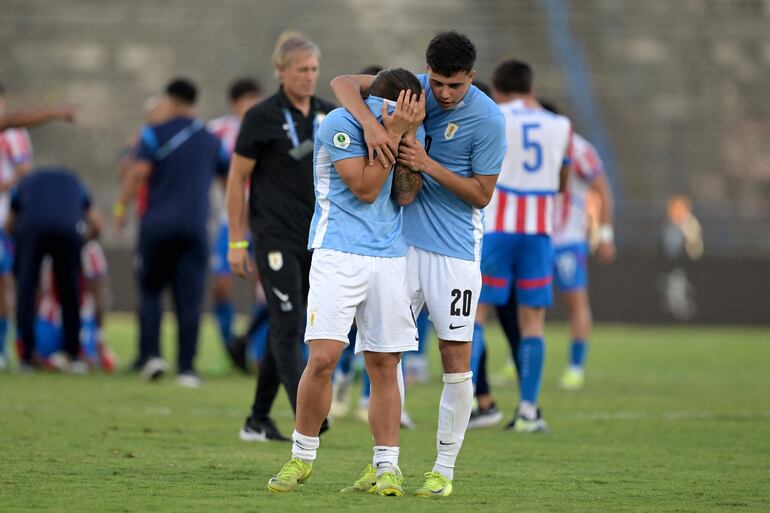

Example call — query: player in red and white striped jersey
[471,60,572,433]
[0,84,34,370]
[35,239,116,372]
[551,128,615,390]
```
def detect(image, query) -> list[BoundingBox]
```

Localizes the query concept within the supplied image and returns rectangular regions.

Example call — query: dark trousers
[476,293,522,396]
[250,248,311,421]
[15,230,82,363]
[137,231,208,373]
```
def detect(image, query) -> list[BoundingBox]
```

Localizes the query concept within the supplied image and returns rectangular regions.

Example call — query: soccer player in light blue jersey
[268,69,425,497]
[331,31,506,497]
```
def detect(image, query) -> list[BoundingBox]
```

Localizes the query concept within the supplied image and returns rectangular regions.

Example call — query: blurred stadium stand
[2,0,768,321]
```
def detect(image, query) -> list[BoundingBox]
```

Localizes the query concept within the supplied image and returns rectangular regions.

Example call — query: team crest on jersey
[333,132,351,149]
[309,309,318,328]
[444,122,459,140]
[268,251,283,271]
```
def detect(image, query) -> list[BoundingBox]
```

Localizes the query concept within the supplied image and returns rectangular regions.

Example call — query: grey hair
[272,30,320,72]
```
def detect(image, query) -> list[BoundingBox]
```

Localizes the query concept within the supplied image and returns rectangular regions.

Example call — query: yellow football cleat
[340,464,377,493]
[415,471,452,497]
[560,367,585,391]
[267,458,312,493]
[369,468,404,497]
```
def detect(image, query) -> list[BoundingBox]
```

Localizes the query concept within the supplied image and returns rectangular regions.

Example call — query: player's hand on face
[383,90,422,137]
[397,137,429,172]
[595,242,616,264]
[362,117,395,168]
[228,247,253,277]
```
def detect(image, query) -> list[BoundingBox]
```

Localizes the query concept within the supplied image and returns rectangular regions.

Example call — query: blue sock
[519,337,545,404]
[470,322,485,386]
[0,317,7,355]
[569,339,588,369]
[361,369,371,400]
[213,302,234,345]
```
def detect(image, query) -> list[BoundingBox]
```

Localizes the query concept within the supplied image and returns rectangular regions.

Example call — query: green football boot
[340,464,377,493]
[267,458,312,493]
[415,471,452,497]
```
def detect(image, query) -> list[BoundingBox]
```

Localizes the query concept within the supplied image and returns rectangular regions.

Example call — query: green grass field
[1,314,769,512]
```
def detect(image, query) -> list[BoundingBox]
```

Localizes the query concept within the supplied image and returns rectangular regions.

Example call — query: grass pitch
[1,315,768,512]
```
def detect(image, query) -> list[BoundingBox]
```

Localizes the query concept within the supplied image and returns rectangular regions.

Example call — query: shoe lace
[354,464,375,485]
[277,459,306,480]
[422,471,446,488]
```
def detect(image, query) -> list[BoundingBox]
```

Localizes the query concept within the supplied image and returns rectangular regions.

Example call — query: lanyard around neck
[283,108,321,149]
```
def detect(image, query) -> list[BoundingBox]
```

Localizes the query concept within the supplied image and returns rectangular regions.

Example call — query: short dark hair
[538,99,560,115]
[492,60,533,94]
[368,68,422,102]
[228,78,261,103]
[165,78,197,105]
[426,30,476,76]
[359,65,384,75]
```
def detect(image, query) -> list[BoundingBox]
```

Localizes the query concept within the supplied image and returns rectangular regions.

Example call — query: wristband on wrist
[598,224,614,244]
[112,202,126,217]
[228,240,249,250]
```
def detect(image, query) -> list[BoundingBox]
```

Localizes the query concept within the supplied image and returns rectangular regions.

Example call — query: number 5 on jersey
[522,122,542,172]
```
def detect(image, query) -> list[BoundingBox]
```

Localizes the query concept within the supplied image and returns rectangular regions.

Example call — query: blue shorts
[553,242,589,292]
[0,230,14,275]
[479,233,554,308]
[210,223,253,275]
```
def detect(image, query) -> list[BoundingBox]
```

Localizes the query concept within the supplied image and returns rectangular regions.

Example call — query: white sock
[291,430,319,463]
[433,372,473,481]
[373,445,400,476]
[519,401,537,420]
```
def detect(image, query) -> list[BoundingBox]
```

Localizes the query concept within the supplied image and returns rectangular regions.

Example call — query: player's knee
[438,342,471,373]
[364,352,400,377]
[306,348,339,376]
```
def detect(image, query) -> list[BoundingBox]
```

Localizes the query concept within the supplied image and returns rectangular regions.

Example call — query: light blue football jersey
[402,74,507,261]
[308,96,407,258]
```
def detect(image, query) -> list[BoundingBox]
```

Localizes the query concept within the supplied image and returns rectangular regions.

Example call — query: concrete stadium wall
[3,0,769,255]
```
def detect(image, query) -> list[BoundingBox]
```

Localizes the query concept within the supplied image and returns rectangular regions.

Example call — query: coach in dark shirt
[8,168,97,372]
[226,31,335,441]
[114,78,229,387]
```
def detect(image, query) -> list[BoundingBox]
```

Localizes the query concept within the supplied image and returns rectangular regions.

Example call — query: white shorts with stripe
[406,245,481,342]
[305,249,418,354]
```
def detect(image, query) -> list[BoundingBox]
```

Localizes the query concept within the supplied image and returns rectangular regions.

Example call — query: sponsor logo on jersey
[333,132,351,149]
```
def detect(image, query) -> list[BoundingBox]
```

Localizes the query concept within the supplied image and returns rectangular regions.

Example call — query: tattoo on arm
[393,164,423,206]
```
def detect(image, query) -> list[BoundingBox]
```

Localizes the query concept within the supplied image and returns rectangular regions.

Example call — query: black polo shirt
[235,86,335,252]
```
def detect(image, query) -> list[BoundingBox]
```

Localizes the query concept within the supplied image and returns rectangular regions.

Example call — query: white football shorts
[406,245,481,342]
[305,248,418,353]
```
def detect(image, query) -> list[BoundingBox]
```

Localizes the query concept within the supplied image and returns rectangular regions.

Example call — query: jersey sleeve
[6,129,32,166]
[134,125,159,163]
[471,113,507,175]
[317,110,366,162]
[576,139,604,182]
[234,108,262,160]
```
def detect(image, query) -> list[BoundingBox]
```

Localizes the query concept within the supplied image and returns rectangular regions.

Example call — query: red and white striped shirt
[207,114,241,154]
[38,240,108,323]
[0,127,32,224]
[553,133,603,246]
[484,100,571,236]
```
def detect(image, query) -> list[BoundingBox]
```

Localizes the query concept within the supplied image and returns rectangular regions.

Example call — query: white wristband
[598,224,614,244]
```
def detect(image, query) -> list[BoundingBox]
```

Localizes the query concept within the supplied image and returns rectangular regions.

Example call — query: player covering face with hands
[268,68,426,497]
